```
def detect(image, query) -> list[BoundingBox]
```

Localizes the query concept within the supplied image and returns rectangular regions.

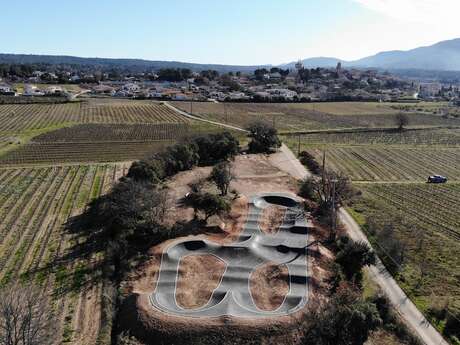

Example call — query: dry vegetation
[176,255,226,309]
[172,101,460,132]
[250,263,289,311]
[259,205,287,234]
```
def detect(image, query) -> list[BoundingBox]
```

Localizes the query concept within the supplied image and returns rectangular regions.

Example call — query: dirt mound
[119,292,308,345]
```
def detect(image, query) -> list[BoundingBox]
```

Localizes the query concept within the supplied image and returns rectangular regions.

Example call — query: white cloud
[353,0,460,24]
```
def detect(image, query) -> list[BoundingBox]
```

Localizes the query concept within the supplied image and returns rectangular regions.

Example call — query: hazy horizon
[3,0,459,65]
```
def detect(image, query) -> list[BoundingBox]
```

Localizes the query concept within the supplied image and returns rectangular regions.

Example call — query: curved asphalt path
[167,101,448,345]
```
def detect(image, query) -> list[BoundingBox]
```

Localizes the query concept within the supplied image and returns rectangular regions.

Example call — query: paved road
[168,104,448,345]
[273,145,448,345]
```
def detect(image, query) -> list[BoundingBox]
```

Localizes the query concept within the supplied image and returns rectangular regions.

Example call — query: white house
[122,83,141,93]
[23,85,45,96]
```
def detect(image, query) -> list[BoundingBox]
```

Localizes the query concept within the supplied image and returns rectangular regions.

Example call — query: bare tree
[395,113,409,131]
[0,284,56,345]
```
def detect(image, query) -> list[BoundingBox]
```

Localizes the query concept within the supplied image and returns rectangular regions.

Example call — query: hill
[282,38,460,71]
[0,53,270,73]
[350,38,460,70]
[3,38,460,72]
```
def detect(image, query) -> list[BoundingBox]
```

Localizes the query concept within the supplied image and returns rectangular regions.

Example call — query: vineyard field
[0,141,173,165]
[33,123,191,143]
[284,128,460,146]
[171,101,460,132]
[0,164,128,344]
[350,183,460,316]
[300,146,460,181]
[0,99,189,133]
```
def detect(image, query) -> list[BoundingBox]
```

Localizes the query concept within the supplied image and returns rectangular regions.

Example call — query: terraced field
[349,183,460,324]
[0,164,128,344]
[172,101,460,132]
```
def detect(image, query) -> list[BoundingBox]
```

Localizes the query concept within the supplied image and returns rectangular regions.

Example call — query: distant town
[0,60,459,103]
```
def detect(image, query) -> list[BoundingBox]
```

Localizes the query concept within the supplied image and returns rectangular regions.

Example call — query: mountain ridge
[282,38,460,71]
[2,38,460,72]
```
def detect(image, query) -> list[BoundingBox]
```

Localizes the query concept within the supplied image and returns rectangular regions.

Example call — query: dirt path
[163,102,248,133]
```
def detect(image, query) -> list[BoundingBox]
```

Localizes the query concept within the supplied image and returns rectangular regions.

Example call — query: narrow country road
[164,102,248,133]
[169,103,448,345]
[273,145,448,345]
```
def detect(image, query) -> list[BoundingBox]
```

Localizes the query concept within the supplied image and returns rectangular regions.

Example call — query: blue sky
[2,0,458,65]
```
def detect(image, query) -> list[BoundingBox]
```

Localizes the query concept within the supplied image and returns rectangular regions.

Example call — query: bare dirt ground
[120,153,333,344]
[250,263,290,311]
[259,205,287,235]
[176,255,226,309]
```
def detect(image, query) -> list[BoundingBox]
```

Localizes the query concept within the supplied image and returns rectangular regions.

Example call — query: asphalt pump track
[150,192,313,318]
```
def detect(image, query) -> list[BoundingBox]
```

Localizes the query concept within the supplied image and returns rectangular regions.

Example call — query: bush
[299,151,322,175]
[298,177,317,201]
[246,121,281,153]
[194,131,240,165]
[335,237,376,283]
[368,294,423,345]
[127,132,240,183]
[444,309,460,339]
[127,160,162,184]
[303,285,381,345]
[181,192,231,222]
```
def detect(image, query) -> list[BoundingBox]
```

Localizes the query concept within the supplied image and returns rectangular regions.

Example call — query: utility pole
[331,178,338,241]
[297,134,301,156]
[190,100,193,115]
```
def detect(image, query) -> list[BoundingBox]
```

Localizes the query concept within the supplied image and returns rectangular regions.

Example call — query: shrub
[335,237,376,283]
[299,151,322,175]
[181,192,230,222]
[246,121,281,153]
[127,160,162,184]
[209,161,233,196]
[303,285,381,345]
[444,309,460,339]
[194,131,240,165]
[298,177,317,201]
